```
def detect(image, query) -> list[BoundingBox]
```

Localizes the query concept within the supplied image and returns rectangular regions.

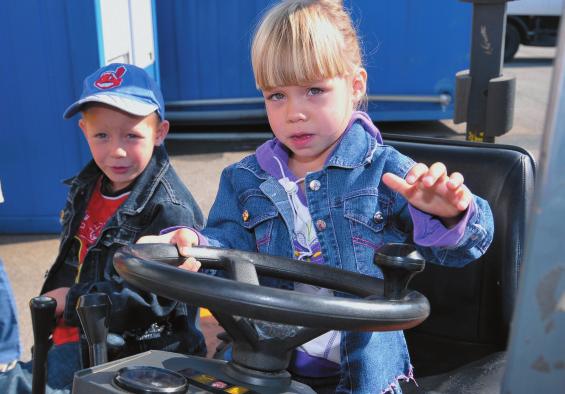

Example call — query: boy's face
[79,105,169,191]
[262,70,366,172]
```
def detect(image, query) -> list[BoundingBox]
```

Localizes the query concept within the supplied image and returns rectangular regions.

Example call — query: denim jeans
[0,342,81,394]
[0,259,21,364]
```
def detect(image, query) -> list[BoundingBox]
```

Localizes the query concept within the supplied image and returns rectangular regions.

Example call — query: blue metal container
[156,0,472,124]
[0,1,98,233]
[0,0,161,233]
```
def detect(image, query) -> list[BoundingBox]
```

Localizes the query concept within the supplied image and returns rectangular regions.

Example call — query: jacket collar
[325,111,382,169]
[254,111,382,176]
[121,145,170,216]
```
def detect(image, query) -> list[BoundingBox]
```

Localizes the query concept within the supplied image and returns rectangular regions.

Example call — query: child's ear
[78,118,87,136]
[352,68,367,102]
[155,119,170,146]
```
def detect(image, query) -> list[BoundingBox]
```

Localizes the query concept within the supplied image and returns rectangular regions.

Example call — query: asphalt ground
[0,45,555,362]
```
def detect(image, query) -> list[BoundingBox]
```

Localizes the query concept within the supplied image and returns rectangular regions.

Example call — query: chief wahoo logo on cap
[94,66,127,90]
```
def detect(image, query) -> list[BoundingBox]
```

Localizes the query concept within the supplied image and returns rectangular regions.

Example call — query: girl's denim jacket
[200,119,494,393]
[41,145,206,356]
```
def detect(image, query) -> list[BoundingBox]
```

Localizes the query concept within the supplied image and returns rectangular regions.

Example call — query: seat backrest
[385,135,535,376]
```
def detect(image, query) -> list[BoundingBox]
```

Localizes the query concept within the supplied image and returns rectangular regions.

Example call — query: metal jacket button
[316,219,326,231]
[373,211,384,223]
[309,180,321,191]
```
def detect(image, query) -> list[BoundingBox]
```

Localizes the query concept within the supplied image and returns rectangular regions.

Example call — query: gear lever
[76,293,111,367]
[374,243,425,300]
[29,296,57,394]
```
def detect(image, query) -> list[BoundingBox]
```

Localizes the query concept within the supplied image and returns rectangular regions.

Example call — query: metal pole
[457,0,514,143]
[466,1,507,142]
[165,94,452,108]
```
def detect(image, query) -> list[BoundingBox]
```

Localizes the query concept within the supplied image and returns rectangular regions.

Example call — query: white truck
[505,0,563,61]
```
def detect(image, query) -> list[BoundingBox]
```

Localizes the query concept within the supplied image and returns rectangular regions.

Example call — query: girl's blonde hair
[251,0,363,90]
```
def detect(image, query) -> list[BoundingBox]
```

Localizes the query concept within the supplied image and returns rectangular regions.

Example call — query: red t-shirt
[52,178,130,346]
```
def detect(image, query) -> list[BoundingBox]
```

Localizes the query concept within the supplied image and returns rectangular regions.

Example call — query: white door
[97,0,157,78]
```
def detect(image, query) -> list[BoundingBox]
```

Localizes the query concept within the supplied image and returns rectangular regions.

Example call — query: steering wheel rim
[114,244,429,332]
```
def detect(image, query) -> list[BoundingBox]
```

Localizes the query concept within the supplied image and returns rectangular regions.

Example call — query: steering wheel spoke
[225,259,260,285]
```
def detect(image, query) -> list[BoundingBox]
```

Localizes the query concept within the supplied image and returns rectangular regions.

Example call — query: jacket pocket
[344,190,391,276]
[240,190,279,254]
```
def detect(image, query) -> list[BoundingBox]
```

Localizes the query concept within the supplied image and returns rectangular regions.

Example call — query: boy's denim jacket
[200,121,494,393]
[41,145,206,356]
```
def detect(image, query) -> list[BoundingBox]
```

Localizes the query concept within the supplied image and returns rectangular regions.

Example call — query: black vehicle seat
[385,135,535,393]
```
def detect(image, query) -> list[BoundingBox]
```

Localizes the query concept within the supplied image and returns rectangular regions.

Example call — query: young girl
[141,1,494,392]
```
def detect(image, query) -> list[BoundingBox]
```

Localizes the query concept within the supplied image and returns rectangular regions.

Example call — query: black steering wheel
[114,244,429,331]
[114,244,429,375]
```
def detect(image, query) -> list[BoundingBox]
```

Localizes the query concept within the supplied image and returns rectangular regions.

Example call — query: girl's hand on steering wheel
[137,228,201,271]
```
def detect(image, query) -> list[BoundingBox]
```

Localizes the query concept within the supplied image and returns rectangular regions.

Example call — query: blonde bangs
[252,2,355,90]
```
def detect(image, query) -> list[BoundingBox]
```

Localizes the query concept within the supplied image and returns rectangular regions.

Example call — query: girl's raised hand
[382,162,472,227]
[137,228,201,271]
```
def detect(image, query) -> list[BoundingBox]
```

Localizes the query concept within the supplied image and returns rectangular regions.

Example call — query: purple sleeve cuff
[194,230,209,246]
[408,199,476,247]
[159,225,188,235]
[158,226,209,246]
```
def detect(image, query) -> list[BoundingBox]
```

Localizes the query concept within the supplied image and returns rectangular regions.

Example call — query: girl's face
[79,106,169,191]
[262,71,366,174]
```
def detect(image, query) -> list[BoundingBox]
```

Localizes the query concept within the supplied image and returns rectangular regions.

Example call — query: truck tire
[505,23,521,62]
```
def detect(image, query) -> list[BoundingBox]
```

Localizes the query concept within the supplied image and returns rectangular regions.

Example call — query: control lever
[76,293,111,367]
[374,243,425,300]
[29,296,57,394]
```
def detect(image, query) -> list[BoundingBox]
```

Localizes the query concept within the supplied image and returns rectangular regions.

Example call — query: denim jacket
[200,120,494,393]
[41,145,206,356]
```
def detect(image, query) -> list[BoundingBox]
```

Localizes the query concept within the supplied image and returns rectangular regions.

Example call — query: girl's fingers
[405,163,429,184]
[171,228,199,256]
[451,185,472,211]
[136,229,201,270]
[382,172,410,195]
[447,172,464,190]
[422,162,447,187]
[178,256,201,272]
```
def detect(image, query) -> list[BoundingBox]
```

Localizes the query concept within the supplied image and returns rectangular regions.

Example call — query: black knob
[29,295,57,394]
[374,243,425,300]
[76,293,111,367]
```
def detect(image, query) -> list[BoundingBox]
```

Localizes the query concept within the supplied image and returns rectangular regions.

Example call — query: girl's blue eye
[94,132,107,139]
[307,87,323,96]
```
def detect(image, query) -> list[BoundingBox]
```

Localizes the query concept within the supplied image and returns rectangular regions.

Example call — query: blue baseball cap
[63,63,165,120]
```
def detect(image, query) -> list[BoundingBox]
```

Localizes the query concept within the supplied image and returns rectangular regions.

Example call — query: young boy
[0,63,206,393]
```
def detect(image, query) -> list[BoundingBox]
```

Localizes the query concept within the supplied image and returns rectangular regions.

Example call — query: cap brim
[63,94,159,119]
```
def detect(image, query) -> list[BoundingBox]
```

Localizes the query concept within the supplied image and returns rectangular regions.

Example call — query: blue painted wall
[155,0,472,121]
[0,1,98,233]
[0,0,470,233]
